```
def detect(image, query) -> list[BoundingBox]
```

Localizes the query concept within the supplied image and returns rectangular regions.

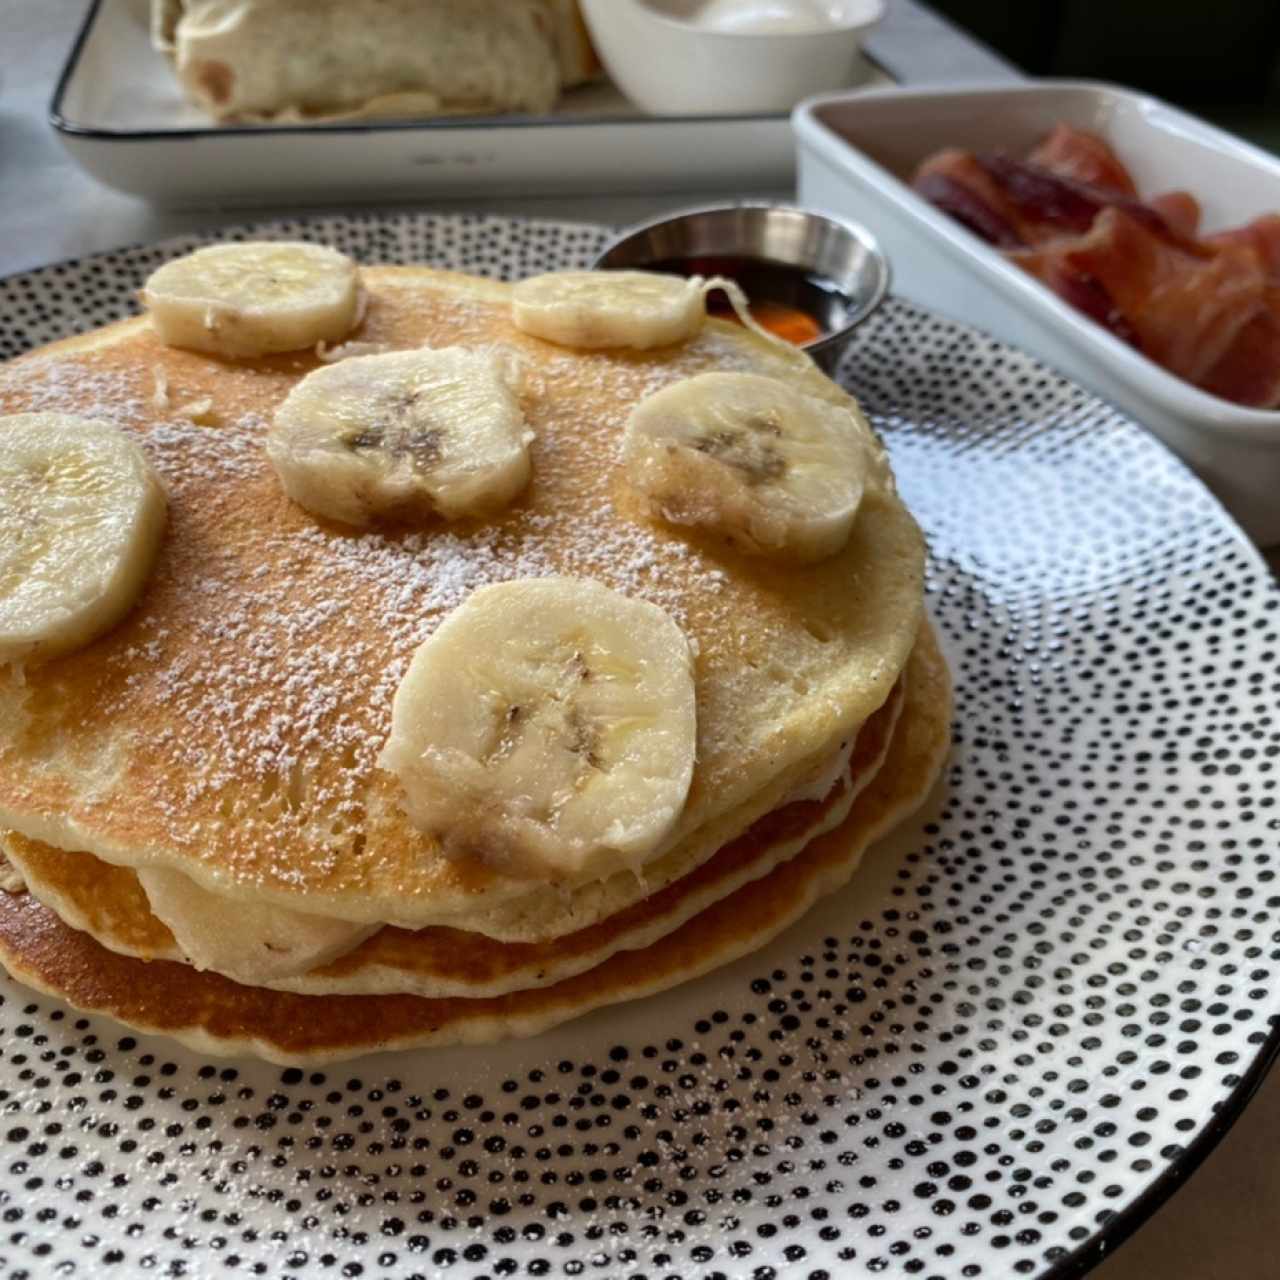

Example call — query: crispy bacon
[1207,213,1280,278]
[975,154,1185,245]
[1150,191,1201,239]
[1027,124,1137,197]
[1008,246,1138,347]
[914,147,1185,252]
[1199,216,1280,406]
[912,150,1025,247]
[911,125,1280,407]
[1199,292,1280,408]
[1062,209,1264,382]
[976,154,1101,235]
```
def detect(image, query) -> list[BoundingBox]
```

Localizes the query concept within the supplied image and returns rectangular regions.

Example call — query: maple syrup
[642,254,849,347]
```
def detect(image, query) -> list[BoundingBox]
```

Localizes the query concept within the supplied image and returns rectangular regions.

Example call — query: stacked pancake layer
[0,264,947,1062]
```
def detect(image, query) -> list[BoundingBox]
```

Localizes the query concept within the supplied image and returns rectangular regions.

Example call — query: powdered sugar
[0,357,148,428]
[1,307,746,885]
[144,413,266,490]
[122,498,726,846]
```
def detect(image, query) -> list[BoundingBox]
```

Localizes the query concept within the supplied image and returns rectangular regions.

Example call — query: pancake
[0,622,950,1063]
[4,662,908,997]
[0,265,926,934]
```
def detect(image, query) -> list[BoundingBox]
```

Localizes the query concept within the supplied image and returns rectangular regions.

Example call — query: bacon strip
[1150,191,1201,239]
[910,124,1280,407]
[1008,246,1138,347]
[1064,209,1263,382]
[913,150,1025,247]
[1027,123,1137,197]
[1200,215,1280,406]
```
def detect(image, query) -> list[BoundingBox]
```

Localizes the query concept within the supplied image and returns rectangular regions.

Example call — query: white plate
[1,211,1278,1280]
[793,80,1280,546]
[49,0,892,205]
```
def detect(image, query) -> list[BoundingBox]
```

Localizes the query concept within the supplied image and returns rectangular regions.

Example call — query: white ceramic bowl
[579,0,884,117]
[793,80,1280,546]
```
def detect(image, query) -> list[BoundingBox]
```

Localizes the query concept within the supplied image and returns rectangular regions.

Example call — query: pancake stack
[0,250,949,1063]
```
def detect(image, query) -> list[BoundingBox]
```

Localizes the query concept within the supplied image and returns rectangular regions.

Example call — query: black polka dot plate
[1,213,1277,1280]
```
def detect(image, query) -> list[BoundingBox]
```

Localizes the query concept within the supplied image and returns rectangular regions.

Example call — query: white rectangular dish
[793,80,1280,545]
[50,0,892,206]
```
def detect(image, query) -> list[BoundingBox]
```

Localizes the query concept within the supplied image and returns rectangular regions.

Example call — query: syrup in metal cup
[593,204,891,373]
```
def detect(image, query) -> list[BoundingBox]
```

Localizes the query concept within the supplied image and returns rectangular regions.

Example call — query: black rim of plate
[0,210,1277,1280]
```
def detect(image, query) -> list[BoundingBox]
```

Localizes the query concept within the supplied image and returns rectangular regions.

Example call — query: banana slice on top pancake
[512,270,711,350]
[0,412,166,665]
[511,268,814,360]
[379,577,698,882]
[141,241,363,358]
[622,371,872,563]
[266,345,534,527]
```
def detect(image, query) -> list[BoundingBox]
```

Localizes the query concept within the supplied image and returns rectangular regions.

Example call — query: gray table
[1,5,1274,1278]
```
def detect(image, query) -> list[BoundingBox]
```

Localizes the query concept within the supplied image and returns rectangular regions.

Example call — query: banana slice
[378,577,698,881]
[266,346,533,527]
[621,371,870,564]
[0,413,167,665]
[511,268,814,358]
[512,270,711,350]
[136,866,378,984]
[141,241,362,358]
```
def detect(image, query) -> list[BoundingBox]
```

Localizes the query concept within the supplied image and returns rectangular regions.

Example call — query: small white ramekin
[580,0,884,117]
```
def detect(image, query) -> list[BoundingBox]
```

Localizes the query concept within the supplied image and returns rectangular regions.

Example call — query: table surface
[2,5,1276,1279]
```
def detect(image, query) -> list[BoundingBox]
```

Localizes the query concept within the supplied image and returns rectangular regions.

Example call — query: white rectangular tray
[51,0,892,207]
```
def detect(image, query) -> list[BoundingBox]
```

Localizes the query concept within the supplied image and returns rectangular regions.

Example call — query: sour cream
[691,0,845,34]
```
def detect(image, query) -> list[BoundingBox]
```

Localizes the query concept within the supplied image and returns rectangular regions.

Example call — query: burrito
[152,0,600,122]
